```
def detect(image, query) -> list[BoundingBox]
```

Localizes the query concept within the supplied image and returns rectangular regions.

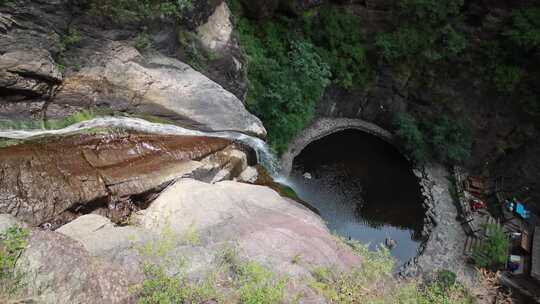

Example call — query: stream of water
[0,116,281,176]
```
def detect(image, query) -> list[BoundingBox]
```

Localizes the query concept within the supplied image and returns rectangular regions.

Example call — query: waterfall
[0,116,282,177]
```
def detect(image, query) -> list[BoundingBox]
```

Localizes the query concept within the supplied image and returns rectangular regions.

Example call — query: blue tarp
[516,203,531,219]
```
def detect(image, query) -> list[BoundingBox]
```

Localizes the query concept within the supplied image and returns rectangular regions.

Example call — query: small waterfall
[233,133,281,177]
[0,116,282,177]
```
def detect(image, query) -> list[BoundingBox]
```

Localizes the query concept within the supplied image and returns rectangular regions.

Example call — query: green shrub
[394,113,472,164]
[136,264,221,304]
[310,239,472,303]
[306,7,371,88]
[493,64,524,94]
[413,280,473,304]
[237,261,287,304]
[428,116,472,163]
[473,224,509,269]
[505,8,540,52]
[135,32,153,51]
[376,27,430,62]
[376,0,466,63]
[443,25,467,57]
[235,6,373,152]
[399,0,463,24]
[89,0,193,22]
[0,226,29,298]
[436,270,457,290]
[60,27,81,52]
[394,112,428,163]
[237,16,331,153]
[376,24,466,62]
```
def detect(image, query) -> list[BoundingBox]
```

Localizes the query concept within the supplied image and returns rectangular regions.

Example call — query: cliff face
[0,0,265,137]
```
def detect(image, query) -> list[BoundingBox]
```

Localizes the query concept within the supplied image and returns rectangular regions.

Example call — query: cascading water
[0,116,282,177]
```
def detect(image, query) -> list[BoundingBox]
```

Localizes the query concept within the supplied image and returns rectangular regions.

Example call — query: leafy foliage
[237,17,331,153]
[60,27,81,52]
[136,264,221,304]
[505,8,540,52]
[237,262,287,304]
[135,32,153,51]
[376,27,432,62]
[88,0,193,22]
[473,224,509,269]
[493,64,524,94]
[436,269,457,289]
[0,226,29,299]
[394,113,472,164]
[310,239,472,303]
[305,7,371,88]
[394,112,428,163]
[478,7,540,122]
[428,115,472,164]
[376,0,466,62]
[376,24,466,62]
[235,6,371,152]
[399,0,464,24]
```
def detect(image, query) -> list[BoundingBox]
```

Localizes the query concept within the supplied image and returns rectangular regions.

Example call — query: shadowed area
[288,129,425,263]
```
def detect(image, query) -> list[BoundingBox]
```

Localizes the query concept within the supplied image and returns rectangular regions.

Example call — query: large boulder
[51,43,266,137]
[0,132,231,226]
[135,180,360,273]
[0,215,133,304]
[18,230,134,304]
[58,179,360,302]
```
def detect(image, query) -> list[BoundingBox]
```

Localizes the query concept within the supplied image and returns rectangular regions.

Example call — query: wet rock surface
[0,131,231,226]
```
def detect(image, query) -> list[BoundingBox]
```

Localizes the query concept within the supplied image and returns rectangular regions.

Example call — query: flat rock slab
[0,131,230,225]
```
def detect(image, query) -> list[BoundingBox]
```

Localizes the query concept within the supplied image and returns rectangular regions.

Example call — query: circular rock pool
[287,129,425,263]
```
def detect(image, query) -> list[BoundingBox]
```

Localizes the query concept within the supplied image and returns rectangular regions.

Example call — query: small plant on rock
[0,226,29,301]
[135,32,153,51]
[60,27,82,52]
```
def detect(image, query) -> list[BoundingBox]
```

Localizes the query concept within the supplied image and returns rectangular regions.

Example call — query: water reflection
[288,129,425,263]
